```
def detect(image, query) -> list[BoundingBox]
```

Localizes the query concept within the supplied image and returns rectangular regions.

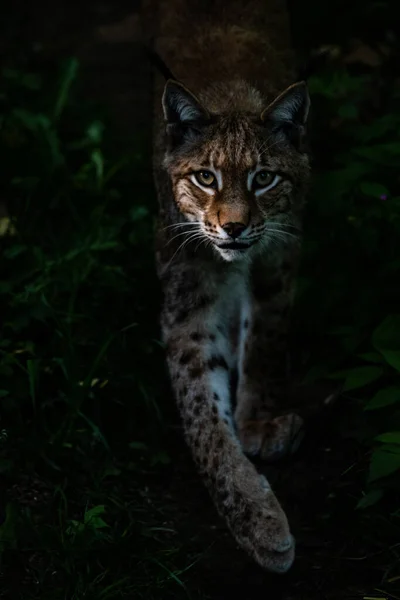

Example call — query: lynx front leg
[159,263,295,573]
[235,253,304,461]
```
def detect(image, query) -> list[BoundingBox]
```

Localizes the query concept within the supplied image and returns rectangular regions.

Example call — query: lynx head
[162,79,310,262]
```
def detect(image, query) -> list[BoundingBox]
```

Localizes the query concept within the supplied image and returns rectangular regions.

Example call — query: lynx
[150,0,310,572]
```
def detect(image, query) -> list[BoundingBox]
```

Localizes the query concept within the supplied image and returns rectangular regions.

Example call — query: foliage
[294,33,400,505]
[0,60,194,599]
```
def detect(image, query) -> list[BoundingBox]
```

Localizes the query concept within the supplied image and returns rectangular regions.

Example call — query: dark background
[0,1,399,598]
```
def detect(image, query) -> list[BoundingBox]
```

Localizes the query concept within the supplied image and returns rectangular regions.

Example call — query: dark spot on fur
[213,392,220,402]
[219,489,229,502]
[189,366,203,379]
[178,280,199,297]
[216,437,224,449]
[209,333,216,342]
[223,418,229,425]
[190,331,203,342]
[229,367,238,410]
[233,490,241,506]
[213,455,220,469]
[217,475,226,488]
[175,309,189,324]
[179,349,197,365]
[208,355,228,370]
[243,319,249,329]
[211,404,218,415]
[194,394,203,403]
[242,507,252,523]
[241,525,251,538]
[211,415,218,426]
[193,405,201,416]
[196,295,213,311]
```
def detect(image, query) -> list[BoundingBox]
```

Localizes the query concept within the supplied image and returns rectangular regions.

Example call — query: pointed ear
[162,80,210,125]
[261,81,310,126]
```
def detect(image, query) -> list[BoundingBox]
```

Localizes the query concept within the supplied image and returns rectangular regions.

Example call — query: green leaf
[2,69,41,90]
[331,366,383,391]
[354,143,400,164]
[53,57,79,120]
[0,459,13,473]
[303,363,333,383]
[86,121,104,144]
[84,505,109,529]
[3,245,27,259]
[0,504,18,551]
[27,359,39,410]
[150,451,171,466]
[129,441,148,451]
[378,350,400,372]
[356,489,384,509]
[66,520,85,535]
[368,448,400,482]
[365,387,400,410]
[373,315,400,348]
[129,206,149,222]
[358,352,385,364]
[91,149,104,188]
[338,103,358,119]
[359,182,389,198]
[375,431,400,445]
[372,315,400,372]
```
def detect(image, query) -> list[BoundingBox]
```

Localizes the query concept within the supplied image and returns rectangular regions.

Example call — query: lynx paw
[252,481,295,572]
[237,413,304,461]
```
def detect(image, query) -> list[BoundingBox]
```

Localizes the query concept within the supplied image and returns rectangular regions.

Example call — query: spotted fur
[151,0,311,573]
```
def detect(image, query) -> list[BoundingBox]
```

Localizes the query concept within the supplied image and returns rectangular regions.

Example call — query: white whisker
[166,231,207,268]
[258,137,283,157]
[264,227,299,240]
[162,221,202,233]
[266,220,301,232]
[167,227,201,246]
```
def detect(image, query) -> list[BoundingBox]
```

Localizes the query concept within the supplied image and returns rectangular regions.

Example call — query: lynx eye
[194,170,216,187]
[252,170,281,192]
[254,170,274,187]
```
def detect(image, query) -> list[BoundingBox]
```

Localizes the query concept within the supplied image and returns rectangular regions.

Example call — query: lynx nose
[222,222,246,239]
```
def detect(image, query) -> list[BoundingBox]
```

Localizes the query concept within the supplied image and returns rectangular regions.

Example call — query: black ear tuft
[162,80,210,125]
[261,81,310,126]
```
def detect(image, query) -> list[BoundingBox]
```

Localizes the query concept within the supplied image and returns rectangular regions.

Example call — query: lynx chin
[150,0,310,573]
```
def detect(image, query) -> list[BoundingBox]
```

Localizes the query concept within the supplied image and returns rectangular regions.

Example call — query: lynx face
[162,80,310,261]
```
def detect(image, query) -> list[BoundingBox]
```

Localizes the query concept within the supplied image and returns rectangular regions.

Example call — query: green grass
[0,59,190,599]
[1,3,400,597]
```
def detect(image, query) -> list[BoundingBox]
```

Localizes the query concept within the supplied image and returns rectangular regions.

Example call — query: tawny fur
[149,0,310,573]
